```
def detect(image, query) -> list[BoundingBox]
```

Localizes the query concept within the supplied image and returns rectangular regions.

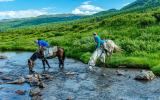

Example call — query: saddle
[39,46,58,58]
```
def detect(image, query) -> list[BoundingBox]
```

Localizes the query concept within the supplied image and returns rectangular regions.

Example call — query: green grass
[0,7,160,75]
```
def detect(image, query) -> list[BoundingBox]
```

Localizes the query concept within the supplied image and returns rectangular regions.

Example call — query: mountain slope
[122,0,160,10]
[0,14,84,31]
[1,0,160,32]
[93,9,118,16]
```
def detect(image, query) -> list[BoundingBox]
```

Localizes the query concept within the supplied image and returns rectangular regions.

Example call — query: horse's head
[28,59,34,72]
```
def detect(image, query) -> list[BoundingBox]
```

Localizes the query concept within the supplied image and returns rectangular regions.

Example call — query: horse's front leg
[42,60,46,71]
[58,58,63,69]
[45,59,51,68]
[100,54,106,68]
[62,60,64,69]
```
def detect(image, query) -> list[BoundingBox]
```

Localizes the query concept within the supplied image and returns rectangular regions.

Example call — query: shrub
[80,52,92,63]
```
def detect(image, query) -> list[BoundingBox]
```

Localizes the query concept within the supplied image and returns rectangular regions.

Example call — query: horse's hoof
[88,66,95,72]
[29,70,35,74]
[60,68,64,70]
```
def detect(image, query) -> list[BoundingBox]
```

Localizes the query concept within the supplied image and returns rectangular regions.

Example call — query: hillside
[0,14,84,31]
[122,0,160,10]
[1,0,160,32]
[93,9,118,16]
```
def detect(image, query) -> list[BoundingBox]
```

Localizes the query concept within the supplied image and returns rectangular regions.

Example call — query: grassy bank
[0,7,160,74]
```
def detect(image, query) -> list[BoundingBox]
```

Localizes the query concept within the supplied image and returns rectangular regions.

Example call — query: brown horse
[28,46,65,73]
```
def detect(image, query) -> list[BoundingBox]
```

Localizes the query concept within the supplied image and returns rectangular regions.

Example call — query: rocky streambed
[0,52,160,100]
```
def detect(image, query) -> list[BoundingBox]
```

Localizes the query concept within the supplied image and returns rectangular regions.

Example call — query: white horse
[88,40,121,71]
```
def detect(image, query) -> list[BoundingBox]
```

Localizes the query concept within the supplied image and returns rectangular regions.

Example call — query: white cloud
[72,1,104,15]
[0,8,54,20]
[42,7,54,10]
[82,1,91,5]
[0,0,14,2]
[123,3,130,7]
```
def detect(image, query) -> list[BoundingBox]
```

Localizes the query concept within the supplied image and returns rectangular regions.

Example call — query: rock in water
[26,74,41,86]
[65,72,77,76]
[116,70,125,76]
[29,88,41,97]
[39,81,45,88]
[66,96,73,100]
[32,96,42,100]
[42,74,54,80]
[15,90,26,95]
[6,77,25,84]
[1,76,12,80]
[135,70,156,81]
[0,55,7,59]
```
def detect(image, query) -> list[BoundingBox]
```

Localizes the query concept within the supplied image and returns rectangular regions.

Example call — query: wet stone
[39,81,46,88]
[1,76,13,80]
[26,74,41,86]
[42,74,54,80]
[15,90,26,95]
[116,70,125,76]
[0,55,7,59]
[65,71,77,75]
[6,77,25,84]
[31,96,42,100]
[135,70,156,81]
[29,87,41,97]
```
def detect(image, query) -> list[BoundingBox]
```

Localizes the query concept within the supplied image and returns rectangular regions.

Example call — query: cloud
[0,8,53,19]
[42,7,54,10]
[0,0,14,2]
[82,1,91,5]
[123,3,130,7]
[72,1,104,15]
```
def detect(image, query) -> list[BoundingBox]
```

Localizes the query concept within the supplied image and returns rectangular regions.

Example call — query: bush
[151,64,160,75]
[80,52,92,63]
[138,16,156,27]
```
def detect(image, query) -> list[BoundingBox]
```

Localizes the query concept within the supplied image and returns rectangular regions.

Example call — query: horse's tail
[114,44,122,52]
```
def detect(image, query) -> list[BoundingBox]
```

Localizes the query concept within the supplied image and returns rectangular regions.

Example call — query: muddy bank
[0,52,160,100]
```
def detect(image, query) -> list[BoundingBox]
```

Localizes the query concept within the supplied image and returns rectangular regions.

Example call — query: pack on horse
[88,40,121,71]
[28,46,65,73]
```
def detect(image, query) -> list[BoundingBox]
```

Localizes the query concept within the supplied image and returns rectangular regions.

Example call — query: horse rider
[35,39,49,58]
[93,32,109,53]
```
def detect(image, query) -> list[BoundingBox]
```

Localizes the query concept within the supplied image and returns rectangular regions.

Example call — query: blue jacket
[94,35,105,48]
[37,40,49,47]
